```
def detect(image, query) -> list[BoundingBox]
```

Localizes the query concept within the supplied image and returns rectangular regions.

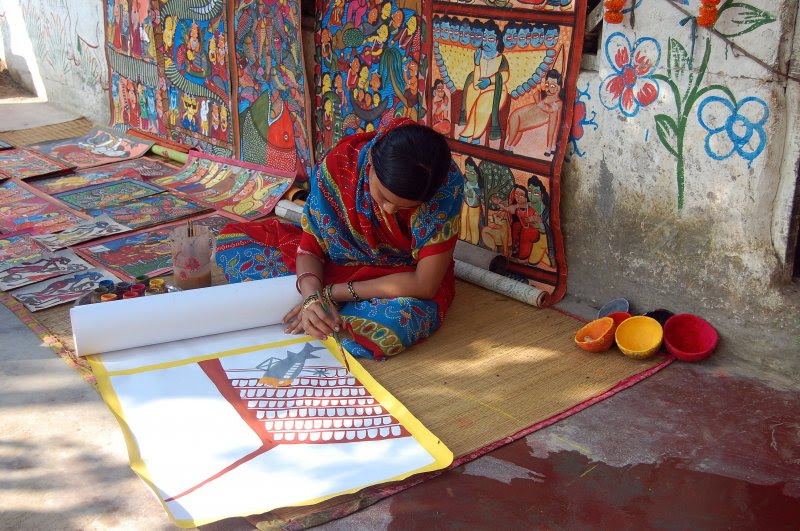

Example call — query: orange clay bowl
[615,316,663,359]
[574,317,616,353]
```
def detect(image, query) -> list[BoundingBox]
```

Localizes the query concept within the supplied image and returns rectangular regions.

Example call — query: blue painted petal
[736,96,769,127]
[604,32,632,73]
[630,37,661,76]
[705,129,736,161]
[697,96,735,134]
[734,125,766,164]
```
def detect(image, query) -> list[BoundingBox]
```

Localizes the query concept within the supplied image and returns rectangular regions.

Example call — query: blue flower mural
[697,95,768,166]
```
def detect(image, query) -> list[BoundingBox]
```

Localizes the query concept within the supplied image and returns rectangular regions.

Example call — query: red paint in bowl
[663,313,718,362]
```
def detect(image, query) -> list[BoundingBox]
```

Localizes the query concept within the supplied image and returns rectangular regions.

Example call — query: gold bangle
[323,284,340,309]
[347,281,361,302]
[302,292,321,310]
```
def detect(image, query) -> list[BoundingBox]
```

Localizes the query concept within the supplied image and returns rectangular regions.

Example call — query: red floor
[317,361,800,529]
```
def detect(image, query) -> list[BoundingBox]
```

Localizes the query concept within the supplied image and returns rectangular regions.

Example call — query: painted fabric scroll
[150,152,294,220]
[314,0,425,161]
[0,181,84,235]
[28,127,155,170]
[89,333,452,527]
[29,158,176,195]
[104,0,314,179]
[53,179,164,212]
[12,267,120,311]
[0,249,92,291]
[0,148,73,180]
[33,215,133,252]
[76,212,237,280]
[84,192,210,230]
[426,0,585,302]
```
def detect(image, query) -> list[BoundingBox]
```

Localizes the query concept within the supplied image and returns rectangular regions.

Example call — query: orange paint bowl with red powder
[663,314,719,362]
[574,317,616,353]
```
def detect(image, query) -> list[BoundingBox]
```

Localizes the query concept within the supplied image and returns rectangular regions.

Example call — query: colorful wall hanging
[0,249,92,291]
[71,277,451,527]
[149,151,294,220]
[76,212,238,280]
[53,178,165,212]
[0,148,74,180]
[29,158,177,196]
[0,233,47,267]
[0,180,84,236]
[425,0,584,303]
[27,127,155,170]
[83,191,211,230]
[314,0,425,161]
[13,267,120,311]
[104,0,314,179]
[32,214,133,252]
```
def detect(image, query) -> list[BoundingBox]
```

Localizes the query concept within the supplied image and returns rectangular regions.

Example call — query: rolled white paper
[454,259,547,308]
[274,199,304,224]
[71,275,301,357]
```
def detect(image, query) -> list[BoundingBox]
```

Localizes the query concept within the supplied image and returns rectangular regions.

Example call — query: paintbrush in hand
[318,295,350,373]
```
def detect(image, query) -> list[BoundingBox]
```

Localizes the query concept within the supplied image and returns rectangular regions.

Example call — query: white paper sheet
[70,275,301,356]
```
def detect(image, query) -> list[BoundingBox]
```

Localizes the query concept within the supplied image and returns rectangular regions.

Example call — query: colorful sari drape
[215,118,464,360]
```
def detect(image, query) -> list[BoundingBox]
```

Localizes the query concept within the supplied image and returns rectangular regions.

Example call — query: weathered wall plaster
[563,0,800,375]
[0,0,109,122]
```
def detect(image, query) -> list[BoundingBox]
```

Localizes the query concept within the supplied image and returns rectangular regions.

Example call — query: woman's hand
[283,303,304,334]
[301,301,343,340]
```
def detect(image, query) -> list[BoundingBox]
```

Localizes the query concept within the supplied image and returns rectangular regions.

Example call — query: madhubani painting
[84,192,210,230]
[12,267,120,312]
[29,158,177,195]
[104,0,314,177]
[314,0,425,160]
[53,178,164,212]
[0,181,84,236]
[33,214,133,252]
[0,233,46,267]
[150,151,294,220]
[0,148,73,180]
[0,249,92,291]
[427,1,585,302]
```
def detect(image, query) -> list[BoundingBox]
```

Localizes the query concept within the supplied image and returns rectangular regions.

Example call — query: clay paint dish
[663,313,718,362]
[598,298,629,318]
[615,316,663,359]
[575,317,616,353]
[644,308,674,326]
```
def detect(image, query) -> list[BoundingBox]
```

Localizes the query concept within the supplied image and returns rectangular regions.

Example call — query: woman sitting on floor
[215,118,463,360]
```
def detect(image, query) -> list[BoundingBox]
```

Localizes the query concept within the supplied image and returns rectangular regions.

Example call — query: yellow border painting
[89,335,453,528]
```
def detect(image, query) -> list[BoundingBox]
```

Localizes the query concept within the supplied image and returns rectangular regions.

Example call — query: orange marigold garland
[604,0,624,24]
[697,0,721,27]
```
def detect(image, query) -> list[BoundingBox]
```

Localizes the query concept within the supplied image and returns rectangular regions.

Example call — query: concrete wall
[0,0,109,122]
[562,0,800,375]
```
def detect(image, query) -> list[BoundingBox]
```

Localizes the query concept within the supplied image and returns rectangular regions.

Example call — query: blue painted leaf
[654,114,679,158]
[715,3,776,38]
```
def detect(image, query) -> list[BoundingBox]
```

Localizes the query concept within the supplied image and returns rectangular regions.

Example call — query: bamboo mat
[0,118,93,146]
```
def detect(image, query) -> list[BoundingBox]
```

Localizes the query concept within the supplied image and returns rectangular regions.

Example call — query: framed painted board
[53,178,165,212]
[71,277,452,527]
[0,148,74,180]
[76,212,238,280]
[83,192,211,230]
[0,249,93,291]
[29,158,177,196]
[27,127,155,170]
[149,151,294,220]
[32,215,133,252]
[0,180,85,235]
[13,267,120,311]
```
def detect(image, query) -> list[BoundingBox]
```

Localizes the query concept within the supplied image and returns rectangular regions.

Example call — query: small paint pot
[98,279,115,289]
[149,278,165,290]
[644,308,674,326]
[116,281,132,291]
[100,293,118,302]
[615,316,663,359]
[131,283,147,294]
[122,290,139,299]
[598,298,629,318]
[144,288,161,296]
[92,287,109,302]
[663,314,718,362]
[574,317,616,353]
[135,275,150,284]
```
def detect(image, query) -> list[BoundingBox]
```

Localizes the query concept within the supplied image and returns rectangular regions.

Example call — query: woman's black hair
[541,68,564,101]
[371,124,452,203]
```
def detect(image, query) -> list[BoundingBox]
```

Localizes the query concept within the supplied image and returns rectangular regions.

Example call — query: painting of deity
[106,0,158,62]
[231,0,314,178]
[434,0,575,11]
[315,0,425,160]
[111,72,167,138]
[160,2,233,150]
[430,15,572,163]
[452,152,561,293]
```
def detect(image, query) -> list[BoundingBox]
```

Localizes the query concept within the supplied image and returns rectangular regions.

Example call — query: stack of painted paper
[104,0,314,178]
[72,276,452,527]
[316,0,585,304]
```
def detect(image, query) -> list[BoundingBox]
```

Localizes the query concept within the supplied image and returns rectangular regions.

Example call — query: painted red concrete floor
[316,362,800,529]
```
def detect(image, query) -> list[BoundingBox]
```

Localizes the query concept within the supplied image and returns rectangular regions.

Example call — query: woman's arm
[330,249,453,302]
[283,252,343,339]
